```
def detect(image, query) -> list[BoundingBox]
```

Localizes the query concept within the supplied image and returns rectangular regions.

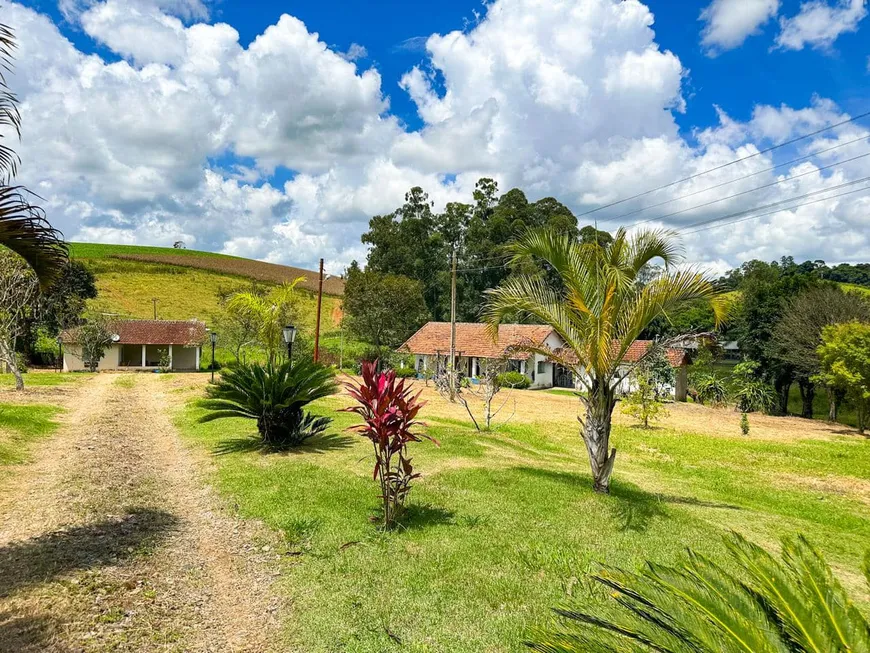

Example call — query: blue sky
[7,0,870,272]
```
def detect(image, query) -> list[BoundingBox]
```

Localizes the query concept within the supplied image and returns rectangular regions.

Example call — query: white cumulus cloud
[3,0,870,276]
[699,0,780,53]
[775,0,868,51]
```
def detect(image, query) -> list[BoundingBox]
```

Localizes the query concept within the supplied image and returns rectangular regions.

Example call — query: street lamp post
[282,325,297,369]
[209,331,217,383]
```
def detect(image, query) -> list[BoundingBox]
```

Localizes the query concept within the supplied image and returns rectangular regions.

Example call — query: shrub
[740,411,750,436]
[496,370,530,389]
[528,532,870,652]
[622,371,667,428]
[199,360,338,449]
[394,366,417,379]
[731,360,776,413]
[342,361,437,529]
[693,372,728,406]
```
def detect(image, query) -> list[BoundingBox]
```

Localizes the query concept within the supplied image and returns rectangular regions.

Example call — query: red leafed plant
[342,360,436,529]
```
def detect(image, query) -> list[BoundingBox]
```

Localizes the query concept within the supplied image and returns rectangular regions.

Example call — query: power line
[673,174,870,233]
[679,183,870,236]
[599,133,870,224]
[622,149,870,228]
[576,108,870,219]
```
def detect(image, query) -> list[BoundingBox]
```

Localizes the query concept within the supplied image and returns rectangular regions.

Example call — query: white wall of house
[63,344,121,372]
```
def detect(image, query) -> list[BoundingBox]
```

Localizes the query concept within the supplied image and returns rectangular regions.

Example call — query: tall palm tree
[482,228,725,493]
[0,23,67,285]
[225,280,304,365]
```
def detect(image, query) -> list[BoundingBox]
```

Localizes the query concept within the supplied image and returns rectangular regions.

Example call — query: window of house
[537,360,546,374]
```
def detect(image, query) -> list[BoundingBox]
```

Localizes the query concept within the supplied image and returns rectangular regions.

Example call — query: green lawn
[176,389,870,652]
[0,403,63,467]
[0,372,92,387]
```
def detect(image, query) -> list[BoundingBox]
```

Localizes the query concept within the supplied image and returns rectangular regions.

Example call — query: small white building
[399,321,690,399]
[61,320,207,372]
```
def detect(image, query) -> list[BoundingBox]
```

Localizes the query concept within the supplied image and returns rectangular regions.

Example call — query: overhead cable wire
[679,183,870,235]
[599,133,870,224]
[672,174,870,233]
[620,149,870,228]
[576,108,870,219]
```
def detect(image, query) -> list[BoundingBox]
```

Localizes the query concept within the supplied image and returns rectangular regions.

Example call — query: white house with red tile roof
[60,320,207,372]
[399,321,690,399]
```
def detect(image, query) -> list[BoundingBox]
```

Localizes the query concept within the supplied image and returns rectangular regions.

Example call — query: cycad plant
[529,532,870,653]
[482,228,724,493]
[199,360,338,449]
[0,24,67,284]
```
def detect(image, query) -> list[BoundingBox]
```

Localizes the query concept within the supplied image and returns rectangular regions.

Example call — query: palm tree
[0,23,67,285]
[527,532,870,652]
[482,228,725,493]
[225,280,303,365]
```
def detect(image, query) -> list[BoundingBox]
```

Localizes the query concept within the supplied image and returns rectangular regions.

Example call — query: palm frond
[529,532,870,653]
[0,186,68,285]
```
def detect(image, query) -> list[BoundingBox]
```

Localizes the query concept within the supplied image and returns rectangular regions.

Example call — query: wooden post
[449,248,457,401]
[314,258,324,363]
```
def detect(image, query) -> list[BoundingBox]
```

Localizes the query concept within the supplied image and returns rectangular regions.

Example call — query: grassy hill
[70,244,345,363]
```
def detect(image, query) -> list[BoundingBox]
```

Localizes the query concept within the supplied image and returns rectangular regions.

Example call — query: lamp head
[282,325,298,344]
[209,332,218,345]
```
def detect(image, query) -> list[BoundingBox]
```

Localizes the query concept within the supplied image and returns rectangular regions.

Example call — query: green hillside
[71,245,344,363]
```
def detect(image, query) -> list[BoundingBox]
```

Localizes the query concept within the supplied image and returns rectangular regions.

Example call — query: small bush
[394,366,417,378]
[199,360,339,449]
[496,370,530,389]
[693,373,728,406]
[740,412,750,436]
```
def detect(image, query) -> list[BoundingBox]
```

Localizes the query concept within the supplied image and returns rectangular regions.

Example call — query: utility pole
[152,298,158,320]
[314,258,324,363]
[449,247,457,401]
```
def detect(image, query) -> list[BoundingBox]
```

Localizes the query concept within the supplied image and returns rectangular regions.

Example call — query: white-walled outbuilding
[61,320,206,372]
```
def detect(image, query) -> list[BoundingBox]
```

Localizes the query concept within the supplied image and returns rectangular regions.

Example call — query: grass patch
[0,403,63,466]
[0,372,92,387]
[176,388,870,651]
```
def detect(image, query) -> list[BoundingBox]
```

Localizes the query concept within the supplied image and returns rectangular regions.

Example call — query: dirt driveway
[0,373,283,652]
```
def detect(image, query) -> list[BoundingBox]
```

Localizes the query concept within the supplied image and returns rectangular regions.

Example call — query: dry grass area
[396,382,864,443]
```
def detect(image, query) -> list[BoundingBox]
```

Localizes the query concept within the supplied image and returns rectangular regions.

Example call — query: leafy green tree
[483,228,723,493]
[578,225,613,246]
[200,360,338,449]
[816,321,870,433]
[342,264,430,352]
[770,285,870,419]
[0,249,37,388]
[731,258,818,413]
[528,532,870,653]
[77,314,114,373]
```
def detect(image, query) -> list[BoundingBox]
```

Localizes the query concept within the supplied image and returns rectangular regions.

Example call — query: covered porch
[118,344,201,370]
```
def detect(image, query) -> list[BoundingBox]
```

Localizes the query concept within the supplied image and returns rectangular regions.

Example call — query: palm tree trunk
[581,380,617,494]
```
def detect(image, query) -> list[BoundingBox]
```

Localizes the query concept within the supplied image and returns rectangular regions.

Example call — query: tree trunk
[826,387,845,422]
[774,374,792,415]
[0,341,23,391]
[798,379,815,419]
[581,381,617,494]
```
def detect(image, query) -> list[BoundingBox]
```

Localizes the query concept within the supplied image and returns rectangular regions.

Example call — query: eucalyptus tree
[482,228,724,493]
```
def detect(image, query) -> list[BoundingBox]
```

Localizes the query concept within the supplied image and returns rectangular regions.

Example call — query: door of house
[554,365,574,388]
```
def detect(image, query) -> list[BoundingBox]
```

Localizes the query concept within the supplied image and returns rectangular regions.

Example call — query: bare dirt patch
[0,373,284,652]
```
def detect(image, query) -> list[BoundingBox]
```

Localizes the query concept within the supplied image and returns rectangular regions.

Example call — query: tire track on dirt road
[0,373,284,652]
